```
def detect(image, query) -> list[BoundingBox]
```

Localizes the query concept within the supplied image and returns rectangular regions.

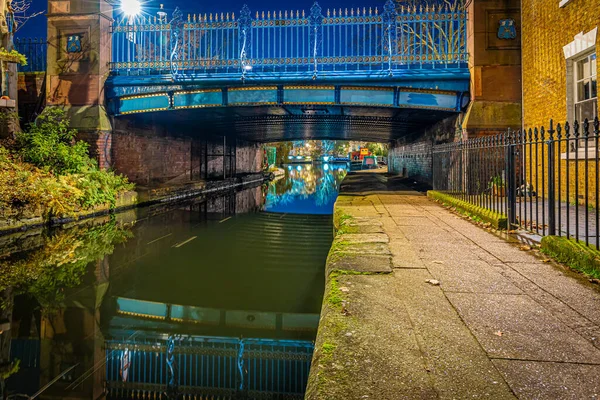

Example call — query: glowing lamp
[121,0,142,17]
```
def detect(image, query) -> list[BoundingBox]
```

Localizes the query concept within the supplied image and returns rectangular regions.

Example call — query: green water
[1,164,347,399]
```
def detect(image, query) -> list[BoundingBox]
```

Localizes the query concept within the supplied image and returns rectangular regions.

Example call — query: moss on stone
[427,190,508,229]
[540,236,600,279]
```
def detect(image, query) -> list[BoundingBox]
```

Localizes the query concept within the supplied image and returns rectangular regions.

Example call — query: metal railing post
[506,130,517,228]
[547,120,556,236]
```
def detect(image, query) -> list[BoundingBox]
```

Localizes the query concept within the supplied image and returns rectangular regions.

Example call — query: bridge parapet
[110,0,467,81]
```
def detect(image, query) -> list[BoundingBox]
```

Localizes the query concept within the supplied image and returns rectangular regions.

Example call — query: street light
[121,0,142,17]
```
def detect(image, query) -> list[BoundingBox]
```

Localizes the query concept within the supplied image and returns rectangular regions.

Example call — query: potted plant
[490,175,506,197]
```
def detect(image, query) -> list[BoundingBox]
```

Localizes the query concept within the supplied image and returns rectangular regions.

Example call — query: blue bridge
[101,0,469,142]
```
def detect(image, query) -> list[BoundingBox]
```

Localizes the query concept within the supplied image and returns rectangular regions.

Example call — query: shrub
[15,108,92,175]
[1,108,134,218]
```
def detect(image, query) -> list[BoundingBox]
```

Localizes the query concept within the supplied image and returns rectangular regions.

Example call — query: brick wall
[522,0,599,126]
[388,115,462,184]
[522,0,599,205]
[110,119,263,186]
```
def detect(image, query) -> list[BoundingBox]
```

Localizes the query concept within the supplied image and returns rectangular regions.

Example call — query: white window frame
[562,28,598,158]
[559,0,574,8]
[574,52,597,126]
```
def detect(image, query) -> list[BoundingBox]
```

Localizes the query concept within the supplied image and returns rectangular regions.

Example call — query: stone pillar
[46,0,114,168]
[463,0,522,137]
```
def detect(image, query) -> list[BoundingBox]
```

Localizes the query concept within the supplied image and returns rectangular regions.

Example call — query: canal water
[0,164,347,400]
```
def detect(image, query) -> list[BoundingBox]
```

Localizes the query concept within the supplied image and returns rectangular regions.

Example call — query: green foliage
[0,221,133,310]
[427,190,508,229]
[1,108,133,218]
[0,48,27,65]
[540,236,600,280]
[366,143,388,157]
[16,108,92,175]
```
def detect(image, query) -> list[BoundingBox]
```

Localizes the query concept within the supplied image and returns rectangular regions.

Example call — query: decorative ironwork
[239,4,252,81]
[309,2,323,79]
[382,0,397,76]
[165,335,177,398]
[170,7,184,78]
[15,37,46,72]
[110,0,468,79]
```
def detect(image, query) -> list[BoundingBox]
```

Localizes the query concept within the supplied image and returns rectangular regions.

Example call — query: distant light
[288,156,293,159]
[296,156,302,159]
[121,0,142,16]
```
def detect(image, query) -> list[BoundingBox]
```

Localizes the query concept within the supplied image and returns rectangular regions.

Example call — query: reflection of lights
[306,165,312,170]
[296,156,303,160]
[338,168,345,173]
[324,164,329,171]
[323,156,330,162]
[288,156,293,160]
[287,165,292,170]
[297,165,302,171]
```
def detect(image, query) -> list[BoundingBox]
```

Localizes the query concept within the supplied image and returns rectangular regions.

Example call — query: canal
[0,164,347,400]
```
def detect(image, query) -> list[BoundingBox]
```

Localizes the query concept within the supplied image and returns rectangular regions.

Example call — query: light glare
[121,0,142,16]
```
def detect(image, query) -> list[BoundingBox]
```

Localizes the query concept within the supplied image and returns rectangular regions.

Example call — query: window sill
[560,149,597,160]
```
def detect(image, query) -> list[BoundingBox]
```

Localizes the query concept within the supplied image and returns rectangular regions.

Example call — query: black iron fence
[433,117,600,246]
[14,37,47,73]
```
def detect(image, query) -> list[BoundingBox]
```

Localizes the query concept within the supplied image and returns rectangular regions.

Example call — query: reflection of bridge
[105,335,313,400]
[105,0,469,141]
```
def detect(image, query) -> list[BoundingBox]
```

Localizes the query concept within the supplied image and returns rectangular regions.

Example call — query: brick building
[522,0,598,205]
[522,0,598,128]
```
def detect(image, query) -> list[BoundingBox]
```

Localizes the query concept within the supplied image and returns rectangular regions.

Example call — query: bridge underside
[118,105,458,143]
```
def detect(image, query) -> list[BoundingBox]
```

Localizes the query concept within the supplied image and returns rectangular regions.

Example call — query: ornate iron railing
[110,0,468,79]
[14,37,47,73]
[433,118,600,246]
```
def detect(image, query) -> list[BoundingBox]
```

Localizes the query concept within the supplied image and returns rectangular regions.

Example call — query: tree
[9,0,45,33]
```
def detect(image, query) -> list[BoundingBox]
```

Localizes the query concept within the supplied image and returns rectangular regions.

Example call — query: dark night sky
[18,0,385,39]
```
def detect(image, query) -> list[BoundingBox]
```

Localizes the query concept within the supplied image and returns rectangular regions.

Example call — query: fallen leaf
[426,279,440,286]
[542,259,551,263]
[432,260,444,264]
[519,245,531,251]
[339,287,350,293]
[494,331,503,337]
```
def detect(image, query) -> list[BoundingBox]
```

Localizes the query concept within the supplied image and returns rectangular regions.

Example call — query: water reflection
[2,166,344,399]
[266,163,348,214]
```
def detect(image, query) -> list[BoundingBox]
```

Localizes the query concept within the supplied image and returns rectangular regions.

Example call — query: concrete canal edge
[0,173,266,236]
[305,196,394,399]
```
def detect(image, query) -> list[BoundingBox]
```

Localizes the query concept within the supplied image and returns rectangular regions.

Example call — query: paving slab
[327,254,393,274]
[446,292,600,363]
[427,259,524,294]
[492,359,600,400]
[391,270,516,399]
